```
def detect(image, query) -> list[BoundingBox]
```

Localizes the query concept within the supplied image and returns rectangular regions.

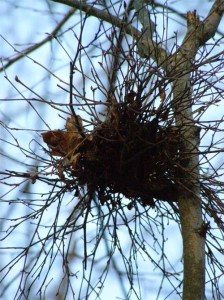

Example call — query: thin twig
[0,8,76,72]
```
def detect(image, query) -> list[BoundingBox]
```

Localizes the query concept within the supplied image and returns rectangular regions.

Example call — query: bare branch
[50,0,168,64]
[176,0,224,60]
[51,0,140,37]
[133,0,155,38]
[0,8,76,72]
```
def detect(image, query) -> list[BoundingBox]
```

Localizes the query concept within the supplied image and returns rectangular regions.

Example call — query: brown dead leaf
[42,115,84,157]
[42,130,67,156]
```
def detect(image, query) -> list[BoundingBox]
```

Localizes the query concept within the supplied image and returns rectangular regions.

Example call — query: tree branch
[133,0,155,38]
[50,0,168,64]
[0,8,76,72]
[51,0,139,36]
[199,0,224,45]
[174,0,224,61]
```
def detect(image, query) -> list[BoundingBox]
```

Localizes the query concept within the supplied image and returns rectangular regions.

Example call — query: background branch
[0,8,76,72]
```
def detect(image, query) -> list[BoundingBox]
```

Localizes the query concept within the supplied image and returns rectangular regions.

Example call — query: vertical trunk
[178,145,205,299]
[179,197,205,300]
[172,76,205,299]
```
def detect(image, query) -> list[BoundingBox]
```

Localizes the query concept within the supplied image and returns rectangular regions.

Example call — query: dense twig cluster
[42,90,183,208]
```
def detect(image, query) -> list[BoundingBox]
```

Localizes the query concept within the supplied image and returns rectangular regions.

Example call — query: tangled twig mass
[42,91,183,207]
